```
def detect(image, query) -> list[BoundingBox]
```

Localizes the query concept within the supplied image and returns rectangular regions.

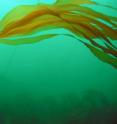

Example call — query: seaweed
[0,0,117,68]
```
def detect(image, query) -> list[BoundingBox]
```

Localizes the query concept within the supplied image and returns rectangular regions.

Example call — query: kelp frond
[0,0,117,68]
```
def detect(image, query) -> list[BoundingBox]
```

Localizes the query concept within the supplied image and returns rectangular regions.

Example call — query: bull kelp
[0,0,117,68]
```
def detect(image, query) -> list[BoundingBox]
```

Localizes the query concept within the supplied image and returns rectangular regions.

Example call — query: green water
[0,0,117,124]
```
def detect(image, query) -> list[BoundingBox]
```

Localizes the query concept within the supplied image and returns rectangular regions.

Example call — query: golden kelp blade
[0,0,117,68]
[55,0,95,5]
[0,34,58,45]
[84,42,117,68]
[0,5,40,31]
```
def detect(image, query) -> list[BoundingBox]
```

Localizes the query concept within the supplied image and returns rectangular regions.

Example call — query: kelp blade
[0,34,58,45]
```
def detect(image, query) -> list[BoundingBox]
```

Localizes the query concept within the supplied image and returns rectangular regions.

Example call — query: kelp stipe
[0,0,117,68]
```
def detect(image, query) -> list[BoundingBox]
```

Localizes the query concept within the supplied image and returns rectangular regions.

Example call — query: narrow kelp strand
[73,22,117,50]
[52,4,117,30]
[62,13,117,40]
[60,32,117,68]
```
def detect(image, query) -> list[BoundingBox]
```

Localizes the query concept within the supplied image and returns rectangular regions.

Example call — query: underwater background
[0,0,117,124]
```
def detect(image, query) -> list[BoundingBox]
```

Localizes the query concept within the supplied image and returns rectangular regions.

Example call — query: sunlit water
[0,0,117,124]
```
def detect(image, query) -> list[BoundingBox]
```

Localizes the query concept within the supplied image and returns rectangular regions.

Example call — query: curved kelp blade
[55,0,95,5]
[84,43,117,69]
[0,5,40,31]
[0,34,58,45]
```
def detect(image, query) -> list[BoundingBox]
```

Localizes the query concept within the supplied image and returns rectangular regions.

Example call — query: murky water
[0,0,117,124]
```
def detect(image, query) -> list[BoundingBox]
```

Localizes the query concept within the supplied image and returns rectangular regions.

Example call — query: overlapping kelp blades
[0,0,110,37]
[1,5,117,41]
[49,8,117,59]
[0,5,41,31]
[0,2,117,39]
[83,42,117,68]
[0,0,117,68]
[0,4,117,42]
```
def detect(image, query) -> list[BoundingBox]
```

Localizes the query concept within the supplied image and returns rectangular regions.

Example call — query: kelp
[0,0,117,68]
